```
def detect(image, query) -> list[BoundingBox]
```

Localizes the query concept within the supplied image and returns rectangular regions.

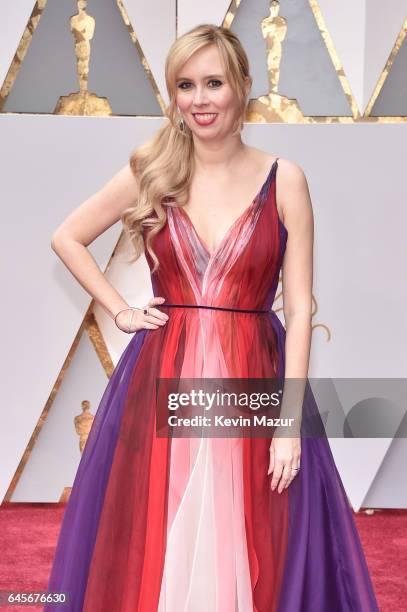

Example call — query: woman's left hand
[268,436,301,493]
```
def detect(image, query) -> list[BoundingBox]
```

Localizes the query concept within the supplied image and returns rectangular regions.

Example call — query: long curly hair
[121,24,252,274]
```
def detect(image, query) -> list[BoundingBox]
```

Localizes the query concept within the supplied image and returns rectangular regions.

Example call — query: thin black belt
[160,303,270,314]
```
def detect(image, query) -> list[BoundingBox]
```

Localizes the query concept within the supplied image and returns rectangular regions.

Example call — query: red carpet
[0,502,405,611]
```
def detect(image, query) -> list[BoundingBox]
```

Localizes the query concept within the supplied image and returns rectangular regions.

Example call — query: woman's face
[175,44,242,140]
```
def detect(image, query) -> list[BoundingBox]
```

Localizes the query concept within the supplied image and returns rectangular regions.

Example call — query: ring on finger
[282,465,293,483]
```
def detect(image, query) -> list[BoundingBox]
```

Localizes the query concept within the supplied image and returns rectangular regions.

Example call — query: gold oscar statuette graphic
[74,399,95,453]
[247,0,311,123]
[58,399,95,502]
[54,0,112,115]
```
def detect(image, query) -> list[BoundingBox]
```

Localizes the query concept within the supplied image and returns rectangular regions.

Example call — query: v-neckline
[175,158,278,260]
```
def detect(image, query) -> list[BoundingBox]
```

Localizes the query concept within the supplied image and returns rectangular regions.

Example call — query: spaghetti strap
[273,157,285,230]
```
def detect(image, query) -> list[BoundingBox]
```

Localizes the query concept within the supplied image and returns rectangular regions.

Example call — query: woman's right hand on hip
[114,297,169,333]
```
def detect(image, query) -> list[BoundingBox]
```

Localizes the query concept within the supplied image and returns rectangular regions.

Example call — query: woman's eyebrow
[176,74,225,82]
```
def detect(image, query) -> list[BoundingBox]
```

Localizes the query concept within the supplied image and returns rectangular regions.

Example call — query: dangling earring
[176,105,185,132]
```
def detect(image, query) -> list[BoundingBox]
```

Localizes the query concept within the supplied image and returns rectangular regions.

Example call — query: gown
[44,158,379,612]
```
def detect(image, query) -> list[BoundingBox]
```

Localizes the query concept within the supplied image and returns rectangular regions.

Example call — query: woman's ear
[244,75,252,99]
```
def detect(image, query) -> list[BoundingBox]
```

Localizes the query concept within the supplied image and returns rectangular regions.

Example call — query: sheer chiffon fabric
[45,160,379,611]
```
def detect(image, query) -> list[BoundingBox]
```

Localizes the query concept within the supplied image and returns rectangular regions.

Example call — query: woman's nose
[193,87,209,104]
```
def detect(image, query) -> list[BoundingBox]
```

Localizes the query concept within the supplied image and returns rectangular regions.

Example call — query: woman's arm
[268,159,314,492]
[278,159,314,420]
[51,163,140,320]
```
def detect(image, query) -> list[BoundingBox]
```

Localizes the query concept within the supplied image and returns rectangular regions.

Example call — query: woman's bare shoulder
[249,146,306,179]
[274,157,310,199]
[274,157,313,228]
[276,156,307,179]
[112,161,140,198]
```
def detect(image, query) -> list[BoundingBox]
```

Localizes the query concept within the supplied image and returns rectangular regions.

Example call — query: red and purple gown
[45,158,379,611]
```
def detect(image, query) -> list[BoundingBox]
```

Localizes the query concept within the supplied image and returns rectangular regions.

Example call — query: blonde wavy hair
[121,23,252,274]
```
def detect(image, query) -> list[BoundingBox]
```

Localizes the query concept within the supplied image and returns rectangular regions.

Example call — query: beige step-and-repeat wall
[1,0,406,511]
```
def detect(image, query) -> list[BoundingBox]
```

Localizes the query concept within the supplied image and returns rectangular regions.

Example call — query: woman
[45,24,379,612]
